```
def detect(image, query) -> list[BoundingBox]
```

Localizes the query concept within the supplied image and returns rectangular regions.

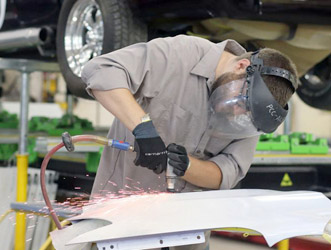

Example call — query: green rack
[256,133,290,151]
[289,132,329,154]
[0,137,38,164]
[0,110,19,129]
[29,114,94,136]
[0,143,18,161]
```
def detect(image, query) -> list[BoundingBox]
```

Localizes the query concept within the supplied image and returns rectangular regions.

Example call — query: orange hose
[40,135,109,230]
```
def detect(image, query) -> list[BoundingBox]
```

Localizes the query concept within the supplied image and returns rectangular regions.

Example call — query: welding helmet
[208,50,296,139]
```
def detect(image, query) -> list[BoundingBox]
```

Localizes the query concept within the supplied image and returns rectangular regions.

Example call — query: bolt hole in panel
[96,231,205,250]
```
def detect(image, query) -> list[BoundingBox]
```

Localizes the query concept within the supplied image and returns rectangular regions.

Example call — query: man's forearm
[92,88,146,131]
[182,156,223,189]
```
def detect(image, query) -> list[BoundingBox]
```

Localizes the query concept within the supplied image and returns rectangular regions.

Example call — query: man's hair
[237,48,298,107]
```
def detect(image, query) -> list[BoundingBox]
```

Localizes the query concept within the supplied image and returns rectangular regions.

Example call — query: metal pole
[18,72,29,154]
[67,94,73,114]
[67,94,74,125]
[15,71,29,250]
[283,100,292,134]
[277,239,289,250]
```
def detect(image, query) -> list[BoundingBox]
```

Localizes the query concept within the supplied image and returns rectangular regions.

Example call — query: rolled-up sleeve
[81,41,150,98]
[208,136,259,189]
[82,66,130,98]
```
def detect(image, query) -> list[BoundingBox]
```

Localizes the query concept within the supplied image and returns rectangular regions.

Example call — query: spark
[108,181,117,186]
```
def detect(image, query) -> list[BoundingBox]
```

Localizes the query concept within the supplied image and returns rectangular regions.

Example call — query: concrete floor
[210,235,272,250]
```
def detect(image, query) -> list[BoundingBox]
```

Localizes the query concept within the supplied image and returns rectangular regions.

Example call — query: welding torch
[62,132,177,192]
[40,132,176,230]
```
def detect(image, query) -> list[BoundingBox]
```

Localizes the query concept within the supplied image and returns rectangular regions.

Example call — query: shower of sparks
[33,178,171,223]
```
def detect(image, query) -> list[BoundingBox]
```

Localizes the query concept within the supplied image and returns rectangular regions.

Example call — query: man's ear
[235,59,250,74]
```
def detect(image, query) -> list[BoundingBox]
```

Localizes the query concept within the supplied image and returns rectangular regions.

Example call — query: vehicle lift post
[0,58,59,250]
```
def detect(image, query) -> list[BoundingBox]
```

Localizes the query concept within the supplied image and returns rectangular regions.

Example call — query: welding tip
[166,162,177,192]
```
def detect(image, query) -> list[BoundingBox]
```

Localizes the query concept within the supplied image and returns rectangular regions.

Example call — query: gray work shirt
[82,35,259,195]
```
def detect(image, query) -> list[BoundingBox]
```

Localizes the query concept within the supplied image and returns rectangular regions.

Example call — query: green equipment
[29,114,94,136]
[289,132,329,154]
[256,132,329,154]
[256,133,290,151]
[0,110,19,129]
[86,147,104,173]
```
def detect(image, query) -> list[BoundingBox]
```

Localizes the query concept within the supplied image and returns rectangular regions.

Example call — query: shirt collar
[190,39,246,90]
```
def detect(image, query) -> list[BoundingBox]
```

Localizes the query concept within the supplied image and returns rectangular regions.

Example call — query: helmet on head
[208,50,297,139]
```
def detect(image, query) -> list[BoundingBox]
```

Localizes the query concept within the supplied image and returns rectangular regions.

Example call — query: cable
[40,135,106,230]
[40,134,132,230]
[0,207,69,250]
[0,209,14,224]
[40,141,65,230]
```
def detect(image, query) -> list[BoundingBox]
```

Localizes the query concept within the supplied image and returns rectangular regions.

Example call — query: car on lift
[0,0,330,110]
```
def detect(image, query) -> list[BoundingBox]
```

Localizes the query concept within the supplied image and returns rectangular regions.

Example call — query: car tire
[297,56,331,110]
[56,0,147,99]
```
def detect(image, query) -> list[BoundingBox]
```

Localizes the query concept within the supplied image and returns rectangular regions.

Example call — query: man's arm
[92,88,145,131]
[183,156,222,189]
[167,144,222,189]
[167,136,259,190]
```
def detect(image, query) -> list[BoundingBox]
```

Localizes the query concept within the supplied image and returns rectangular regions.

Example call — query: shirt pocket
[149,100,204,149]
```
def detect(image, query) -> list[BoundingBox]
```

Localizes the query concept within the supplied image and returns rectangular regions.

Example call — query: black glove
[167,143,190,176]
[132,120,167,174]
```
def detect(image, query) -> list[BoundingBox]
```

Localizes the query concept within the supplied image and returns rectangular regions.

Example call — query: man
[81,35,298,250]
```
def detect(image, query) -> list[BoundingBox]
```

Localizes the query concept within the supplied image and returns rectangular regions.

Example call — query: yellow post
[15,154,28,250]
[277,239,289,250]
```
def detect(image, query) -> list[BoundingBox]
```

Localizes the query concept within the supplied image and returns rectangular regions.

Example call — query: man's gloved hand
[133,120,167,174]
[167,143,190,176]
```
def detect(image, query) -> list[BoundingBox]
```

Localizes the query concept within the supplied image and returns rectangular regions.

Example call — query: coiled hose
[40,133,133,230]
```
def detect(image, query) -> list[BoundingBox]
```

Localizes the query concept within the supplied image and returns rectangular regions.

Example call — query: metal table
[253,151,331,165]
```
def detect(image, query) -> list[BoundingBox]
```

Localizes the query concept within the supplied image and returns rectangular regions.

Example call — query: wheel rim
[65,0,104,77]
[301,72,329,91]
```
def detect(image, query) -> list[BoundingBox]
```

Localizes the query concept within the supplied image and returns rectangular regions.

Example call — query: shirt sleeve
[81,35,211,98]
[208,135,259,190]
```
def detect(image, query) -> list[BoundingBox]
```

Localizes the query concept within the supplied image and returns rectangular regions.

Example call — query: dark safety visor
[246,51,296,133]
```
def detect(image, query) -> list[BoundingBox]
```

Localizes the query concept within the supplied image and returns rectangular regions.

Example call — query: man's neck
[215,51,237,79]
